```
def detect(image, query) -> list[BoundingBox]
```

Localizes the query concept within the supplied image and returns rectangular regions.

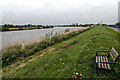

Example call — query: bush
[116,22,120,26]
[51,36,60,43]
[65,29,70,33]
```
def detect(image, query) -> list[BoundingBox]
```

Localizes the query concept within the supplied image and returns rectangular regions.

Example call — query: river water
[1,27,84,49]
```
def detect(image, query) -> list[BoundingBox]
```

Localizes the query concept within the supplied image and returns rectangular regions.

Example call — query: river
[1,27,85,49]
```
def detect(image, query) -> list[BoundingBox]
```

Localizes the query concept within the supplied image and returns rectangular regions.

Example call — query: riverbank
[2,26,54,32]
[2,27,85,50]
[2,26,90,66]
[1,24,54,31]
[2,26,120,78]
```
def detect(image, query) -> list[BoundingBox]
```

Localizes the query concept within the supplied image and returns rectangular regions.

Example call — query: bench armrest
[96,51,109,56]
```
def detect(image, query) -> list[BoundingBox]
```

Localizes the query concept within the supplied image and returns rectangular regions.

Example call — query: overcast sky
[1,0,120,25]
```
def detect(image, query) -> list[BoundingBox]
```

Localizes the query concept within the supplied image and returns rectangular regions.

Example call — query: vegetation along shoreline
[2,26,91,67]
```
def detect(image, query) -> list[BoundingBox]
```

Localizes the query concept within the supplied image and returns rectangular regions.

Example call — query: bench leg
[96,68,98,73]
[96,63,98,73]
[112,69,115,73]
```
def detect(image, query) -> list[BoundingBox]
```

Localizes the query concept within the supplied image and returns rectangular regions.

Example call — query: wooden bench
[96,47,119,72]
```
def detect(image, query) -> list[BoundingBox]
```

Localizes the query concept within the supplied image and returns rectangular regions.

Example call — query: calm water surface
[1,27,84,49]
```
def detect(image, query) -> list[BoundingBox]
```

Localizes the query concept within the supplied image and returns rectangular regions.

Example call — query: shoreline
[1,27,54,32]
[2,26,91,67]
[2,27,86,50]
[1,26,86,32]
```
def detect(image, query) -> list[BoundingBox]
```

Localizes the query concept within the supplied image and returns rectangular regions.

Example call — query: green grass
[3,26,120,78]
[2,28,89,66]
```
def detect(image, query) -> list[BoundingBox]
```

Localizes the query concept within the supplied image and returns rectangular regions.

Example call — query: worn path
[108,27,120,33]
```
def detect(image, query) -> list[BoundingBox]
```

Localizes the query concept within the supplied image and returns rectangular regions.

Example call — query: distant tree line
[58,24,94,27]
[107,22,120,27]
[1,24,54,31]
[116,22,120,26]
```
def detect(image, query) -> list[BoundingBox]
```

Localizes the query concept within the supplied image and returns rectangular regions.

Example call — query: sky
[1,0,120,25]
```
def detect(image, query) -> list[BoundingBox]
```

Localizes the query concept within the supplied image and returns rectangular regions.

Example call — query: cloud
[1,0,120,24]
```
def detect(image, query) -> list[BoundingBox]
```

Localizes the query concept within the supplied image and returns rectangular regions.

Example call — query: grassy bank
[2,27,90,66]
[2,26,120,78]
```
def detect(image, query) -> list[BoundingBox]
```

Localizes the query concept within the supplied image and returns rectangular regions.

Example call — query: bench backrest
[109,47,119,62]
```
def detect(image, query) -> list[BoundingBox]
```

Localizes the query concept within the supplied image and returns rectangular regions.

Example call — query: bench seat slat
[104,57,110,69]
[96,56,111,70]
[98,56,101,68]
[96,56,101,68]
[101,56,104,68]
[96,56,98,68]
[96,56,98,63]
[103,56,107,69]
